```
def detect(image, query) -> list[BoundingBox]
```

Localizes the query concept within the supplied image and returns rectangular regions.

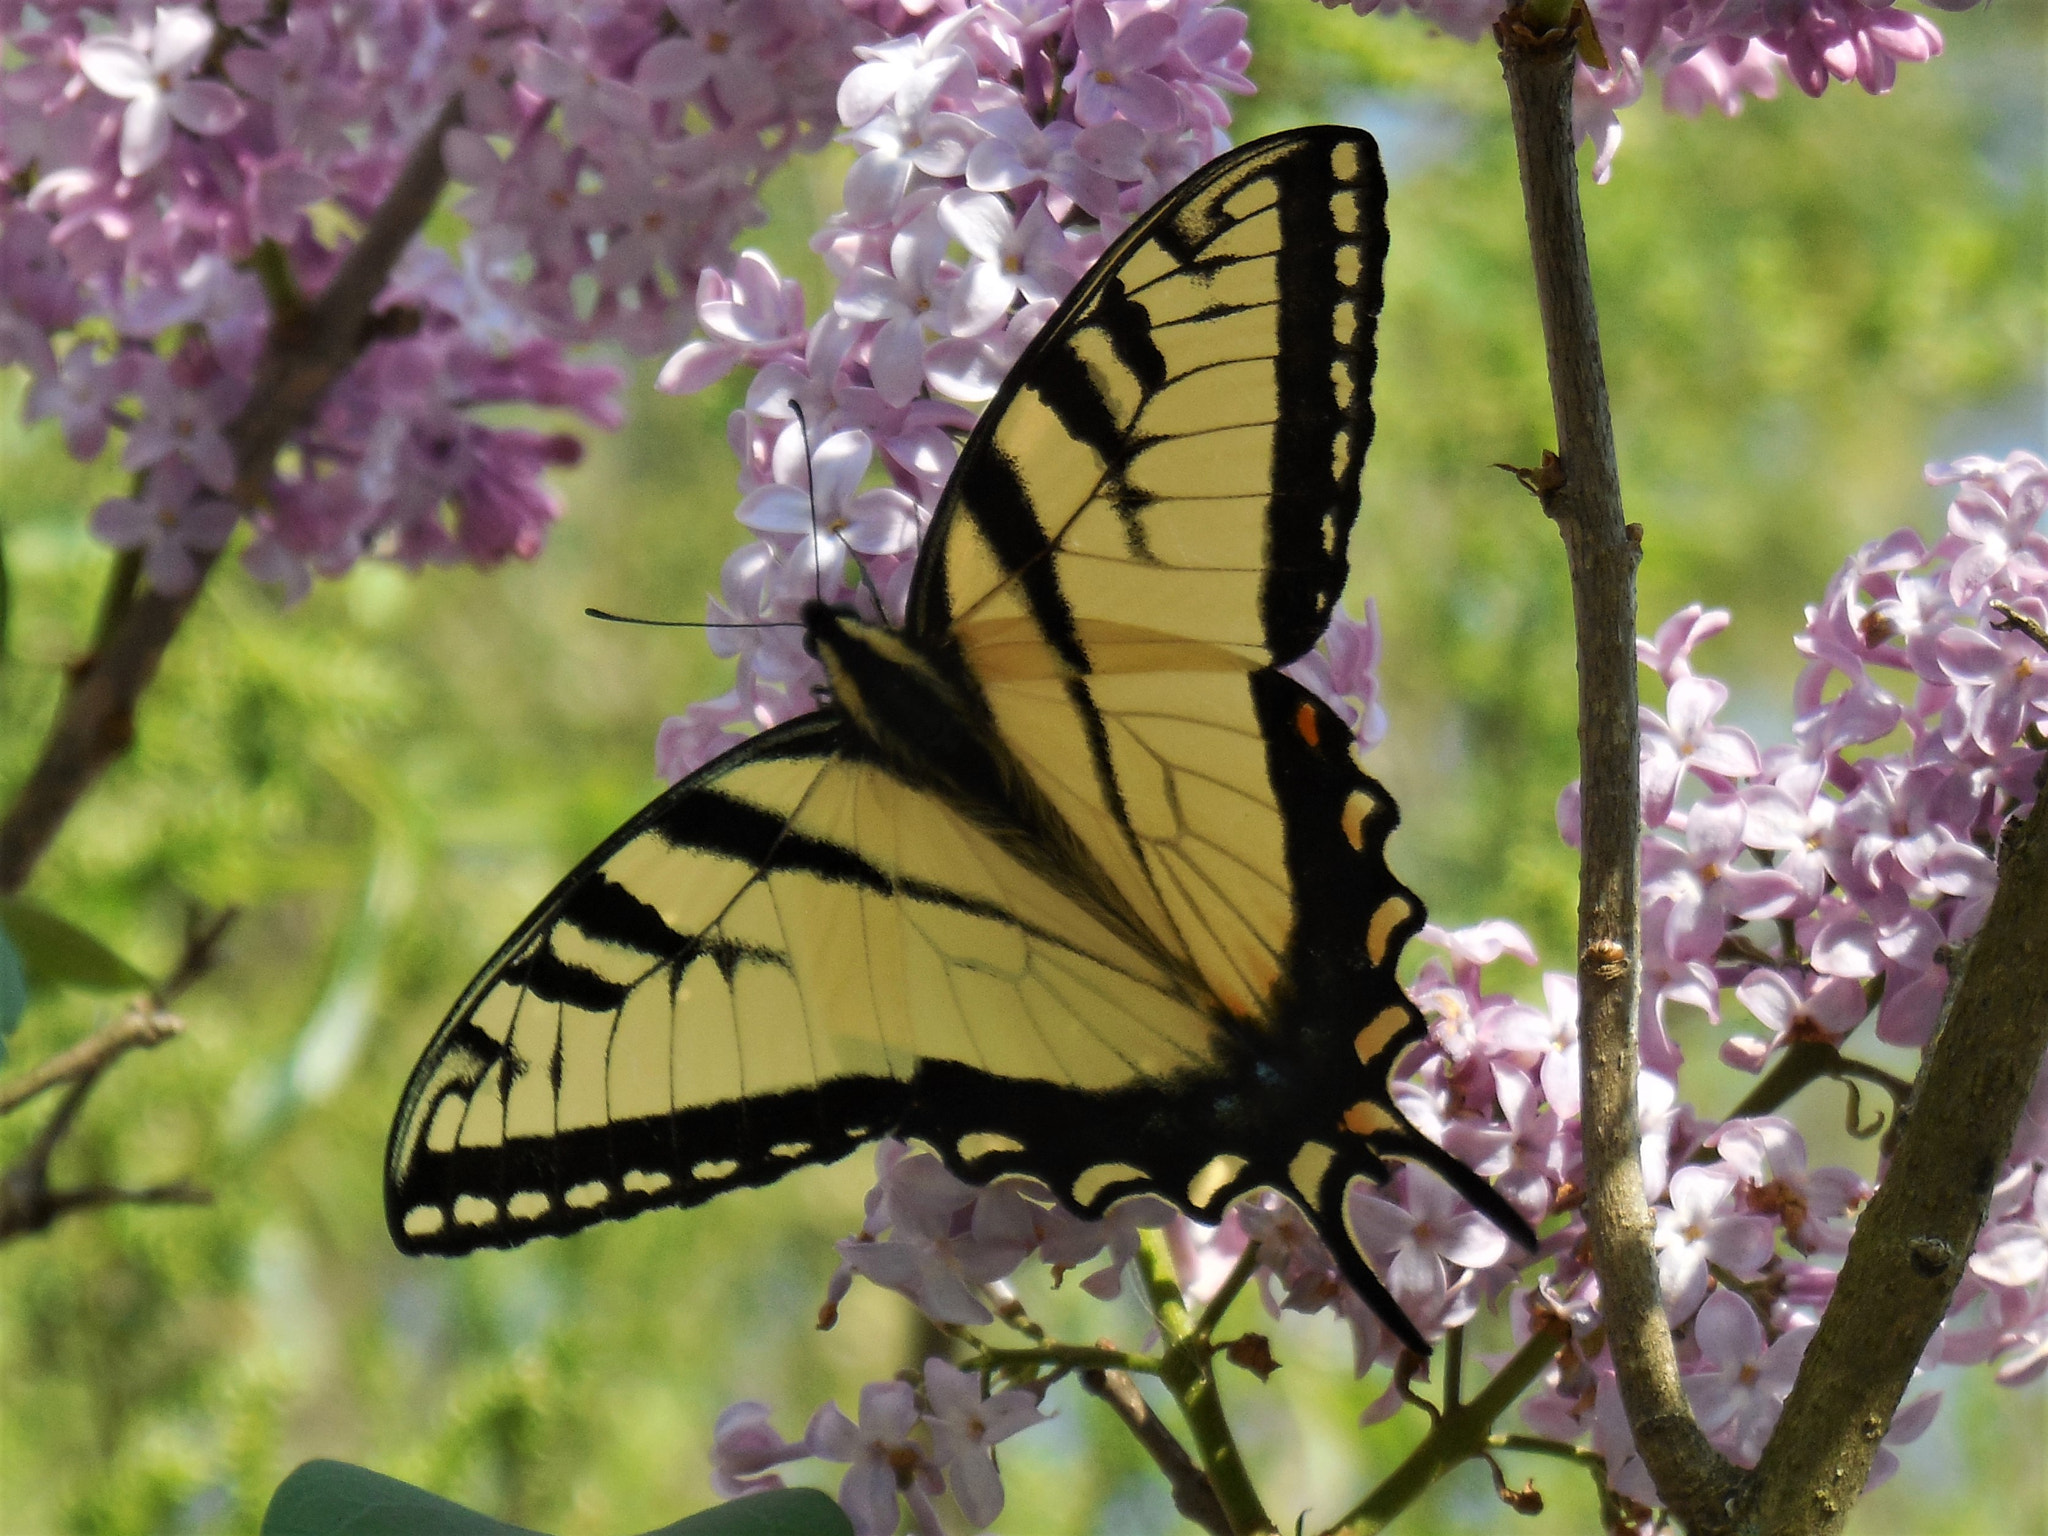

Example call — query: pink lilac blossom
[1683,1286,1812,1464]
[4,0,856,601]
[806,1379,946,1536]
[1711,1117,1868,1254]
[1349,1164,1514,1328]
[1318,0,1981,182]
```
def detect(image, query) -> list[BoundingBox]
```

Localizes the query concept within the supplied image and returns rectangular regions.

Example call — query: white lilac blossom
[1654,1166,1778,1323]
[4,0,856,599]
[75,6,245,178]
[919,1358,1048,1527]
[805,1380,946,1536]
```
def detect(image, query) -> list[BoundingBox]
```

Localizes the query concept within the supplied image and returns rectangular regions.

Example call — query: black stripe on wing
[393,1074,913,1255]
[1262,132,1388,663]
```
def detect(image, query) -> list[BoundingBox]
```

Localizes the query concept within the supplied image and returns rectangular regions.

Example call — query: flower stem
[1726,1038,1840,1119]
[974,1342,1153,1376]
[1136,1231,1274,1535]
[1192,1240,1264,1339]
[1324,1320,1569,1535]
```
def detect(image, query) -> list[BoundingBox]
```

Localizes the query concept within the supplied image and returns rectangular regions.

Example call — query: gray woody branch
[0,94,463,897]
[1747,769,2048,1533]
[1494,10,1747,1527]
[1497,9,2048,1535]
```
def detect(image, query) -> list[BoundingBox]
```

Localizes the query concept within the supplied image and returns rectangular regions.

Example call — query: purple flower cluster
[713,1357,1047,1536]
[1320,0,1981,181]
[3,0,856,599]
[650,0,1340,781]
[701,451,2046,1528]
[1370,449,2044,1501]
[820,1142,1176,1330]
[1633,451,2045,1076]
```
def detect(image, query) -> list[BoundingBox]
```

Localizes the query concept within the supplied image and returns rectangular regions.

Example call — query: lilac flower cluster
[3,0,856,600]
[712,1142,1163,1536]
[650,0,1355,780]
[1320,0,1984,181]
[1345,450,2045,1502]
[700,452,2045,1530]
[712,1360,1047,1534]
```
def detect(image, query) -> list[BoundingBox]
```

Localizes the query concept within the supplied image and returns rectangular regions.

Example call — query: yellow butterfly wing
[387,715,1220,1252]
[907,127,1389,1023]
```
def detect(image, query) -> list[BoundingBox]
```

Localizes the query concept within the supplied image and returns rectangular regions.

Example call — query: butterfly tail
[1367,1122,1541,1255]
[1301,1147,1432,1357]
[1294,1121,1542,1359]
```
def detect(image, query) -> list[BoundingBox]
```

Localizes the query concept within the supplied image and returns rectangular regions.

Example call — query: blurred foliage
[1,3,2042,1533]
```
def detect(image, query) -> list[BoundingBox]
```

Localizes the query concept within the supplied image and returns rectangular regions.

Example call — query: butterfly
[385,126,1536,1356]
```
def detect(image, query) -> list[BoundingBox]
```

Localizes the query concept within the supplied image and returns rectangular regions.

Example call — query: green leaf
[259,1462,852,1536]
[260,1461,542,1535]
[636,1488,851,1536]
[0,899,150,993]
[0,919,26,1065]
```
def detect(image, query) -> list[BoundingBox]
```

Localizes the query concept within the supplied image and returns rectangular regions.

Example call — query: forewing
[907,127,1389,1020]
[386,715,1219,1255]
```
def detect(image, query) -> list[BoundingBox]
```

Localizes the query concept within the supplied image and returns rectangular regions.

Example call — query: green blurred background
[2,3,2042,1531]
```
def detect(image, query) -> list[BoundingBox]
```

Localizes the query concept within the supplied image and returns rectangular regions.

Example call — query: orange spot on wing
[1343,1101,1399,1136]
[1295,701,1320,747]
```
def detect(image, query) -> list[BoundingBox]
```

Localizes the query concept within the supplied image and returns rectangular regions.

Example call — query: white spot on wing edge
[1072,1161,1147,1207]
[1288,1141,1335,1202]
[453,1194,498,1227]
[1188,1153,1248,1210]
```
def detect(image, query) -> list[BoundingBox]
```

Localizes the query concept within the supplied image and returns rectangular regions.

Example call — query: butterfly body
[388,127,1534,1355]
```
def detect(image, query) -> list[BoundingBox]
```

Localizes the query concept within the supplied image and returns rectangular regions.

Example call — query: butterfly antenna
[790,400,826,607]
[584,608,803,631]
[852,557,888,618]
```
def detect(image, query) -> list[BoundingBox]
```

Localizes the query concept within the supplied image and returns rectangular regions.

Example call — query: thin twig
[1494,8,1741,1528]
[155,904,238,1006]
[0,1048,208,1240]
[0,1171,211,1240]
[1326,1318,1571,1534]
[0,1003,181,1116]
[0,94,463,896]
[1080,1367,1231,1536]
[0,906,236,1241]
[0,1004,204,1242]
[1989,599,2048,654]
